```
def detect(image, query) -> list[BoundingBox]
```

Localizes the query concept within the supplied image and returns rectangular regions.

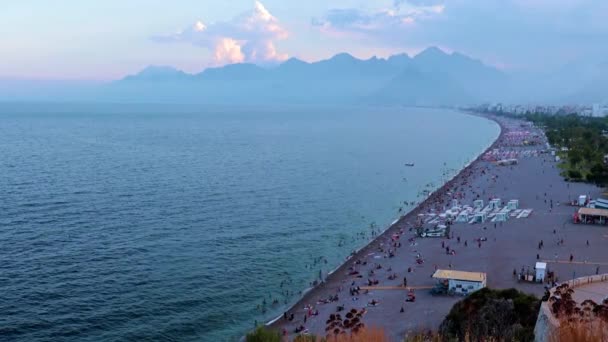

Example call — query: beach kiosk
[494,211,508,222]
[535,262,547,283]
[432,269,487,295]
[507,199,519,210]
[489,198,501,210]
[456,211,469,223]
[473,200,484,210]
[472,212,487,223]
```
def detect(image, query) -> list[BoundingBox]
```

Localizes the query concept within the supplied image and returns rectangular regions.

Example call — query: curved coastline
[263,110,503,331]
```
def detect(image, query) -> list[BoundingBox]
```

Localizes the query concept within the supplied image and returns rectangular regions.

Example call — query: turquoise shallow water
[0,104,499,341]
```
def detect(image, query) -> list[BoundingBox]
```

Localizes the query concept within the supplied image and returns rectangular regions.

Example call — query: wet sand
[271,113,605,341]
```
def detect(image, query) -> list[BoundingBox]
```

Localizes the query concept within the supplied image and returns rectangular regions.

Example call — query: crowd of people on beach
[271,116,602,340]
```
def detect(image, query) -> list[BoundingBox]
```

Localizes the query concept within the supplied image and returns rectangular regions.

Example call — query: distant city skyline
[2,0,608,80]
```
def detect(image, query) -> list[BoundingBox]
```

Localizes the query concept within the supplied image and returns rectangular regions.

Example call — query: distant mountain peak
[330,52,357,62]
[282,57,308,66]
[197,62,267,81]
[388,53,411,60]
[122,65,189,82]
[416,46,449,59]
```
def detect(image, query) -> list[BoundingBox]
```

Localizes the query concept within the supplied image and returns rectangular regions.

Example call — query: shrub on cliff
[246,326,281,342]
[439,288,540,342]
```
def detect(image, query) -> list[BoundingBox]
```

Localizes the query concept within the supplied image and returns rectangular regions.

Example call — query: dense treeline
[527,113,608,185]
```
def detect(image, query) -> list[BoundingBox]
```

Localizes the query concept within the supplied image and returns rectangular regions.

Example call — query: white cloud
[214,38,245,64]
[153,1,288,65]
[311,1,443,39]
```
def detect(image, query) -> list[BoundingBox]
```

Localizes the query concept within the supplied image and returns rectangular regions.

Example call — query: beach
[271,113,606,341]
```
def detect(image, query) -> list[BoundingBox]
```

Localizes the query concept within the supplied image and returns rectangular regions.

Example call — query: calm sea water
[0,104,499,341]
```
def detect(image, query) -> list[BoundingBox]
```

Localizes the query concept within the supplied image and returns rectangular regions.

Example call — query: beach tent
[456,211,469,223]
[507,200,519,210]
[473,212,487,223]
[495,212,508,222]
[535,262,547,282]
[473,200,484,209]
[489,199,501,210]
[451,199,459,208]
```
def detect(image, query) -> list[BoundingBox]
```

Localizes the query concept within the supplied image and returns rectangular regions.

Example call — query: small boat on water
[405,163,415,167]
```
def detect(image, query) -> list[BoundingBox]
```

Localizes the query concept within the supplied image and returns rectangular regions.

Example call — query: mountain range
[2,47,605,105]
[115,47,509,106]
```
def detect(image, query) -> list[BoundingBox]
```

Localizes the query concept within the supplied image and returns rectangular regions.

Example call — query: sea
[0,104,500,341]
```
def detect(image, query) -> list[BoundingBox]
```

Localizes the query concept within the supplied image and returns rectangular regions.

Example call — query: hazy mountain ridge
[3,47,606,105]
[116,47,505,106]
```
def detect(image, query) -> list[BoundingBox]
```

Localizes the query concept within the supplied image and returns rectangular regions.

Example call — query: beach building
[496,158,518,166]
[592,197,608,209]
[535,262,547,283]
[432,269,486,295]
[576,207,608,225]
[578,195,588,206]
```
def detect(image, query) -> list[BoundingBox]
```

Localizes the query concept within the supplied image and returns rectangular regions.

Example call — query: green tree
[439,288,540,342]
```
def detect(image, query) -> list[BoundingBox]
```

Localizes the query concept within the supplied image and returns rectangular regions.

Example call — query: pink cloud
[153,1,288,65]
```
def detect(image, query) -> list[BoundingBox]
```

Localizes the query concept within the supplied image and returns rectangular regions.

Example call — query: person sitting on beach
[368,299,379,306]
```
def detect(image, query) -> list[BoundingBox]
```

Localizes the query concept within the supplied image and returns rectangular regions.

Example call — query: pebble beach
[271,113,606,341]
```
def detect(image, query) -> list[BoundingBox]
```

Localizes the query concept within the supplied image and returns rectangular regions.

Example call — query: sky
[2,0,608,80]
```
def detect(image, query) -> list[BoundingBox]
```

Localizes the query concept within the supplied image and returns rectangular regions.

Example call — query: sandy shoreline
[266,110,504,326]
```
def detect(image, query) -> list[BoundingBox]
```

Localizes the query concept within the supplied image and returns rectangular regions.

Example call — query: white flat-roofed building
[432,269,487,295]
